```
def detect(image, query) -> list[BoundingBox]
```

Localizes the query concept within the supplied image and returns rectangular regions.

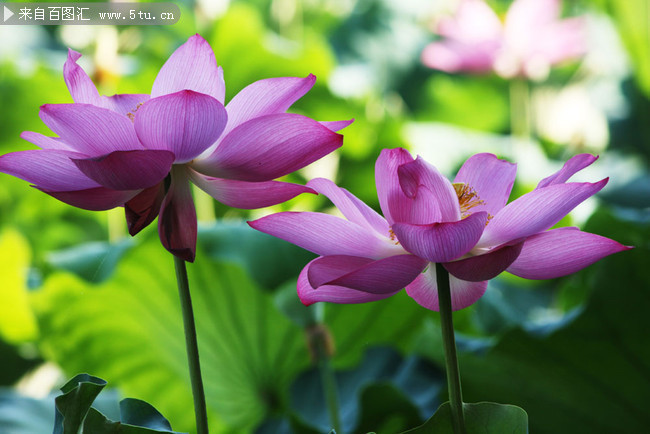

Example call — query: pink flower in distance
[0,35,351,262]
[422,0,586,80]
[249,149,630,311]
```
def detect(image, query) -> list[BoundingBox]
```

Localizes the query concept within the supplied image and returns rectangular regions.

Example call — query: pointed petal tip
[66,48,82,62]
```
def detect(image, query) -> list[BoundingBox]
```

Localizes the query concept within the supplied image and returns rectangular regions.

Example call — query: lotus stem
[309,323,342,434]
[173,255,209,434]
[436,263,466,434]
[510,78,531,142]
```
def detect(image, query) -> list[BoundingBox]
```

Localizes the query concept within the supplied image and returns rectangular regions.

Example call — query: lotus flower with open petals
[422,0,586,80]
[0,35,351,262]
[250,149,630,311]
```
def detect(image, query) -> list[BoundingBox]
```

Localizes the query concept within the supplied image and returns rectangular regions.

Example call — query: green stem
[509,78,531,141]
[173,256,209,434]
[311,324,342,433]
[436,263,466,434]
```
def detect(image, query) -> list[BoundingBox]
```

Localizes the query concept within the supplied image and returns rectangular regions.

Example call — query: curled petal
[248,212,404,259]
[405,265,488,311]
[125,183,165,236]
[40,104,142,156]
[224,74,316,135]
[443,241,524,282]
[134,90,227,163]
[375,148,415,225]
[478,179,608,248]
[307,178,389,236]
[308,254,427,294]
[507,227,632,279]
[0,149,100,191]
[320,119,354,132]
[297,258,399,306]
[536,154,598,189]
[151,34,225,102]
[197,113,342,181]
[398,156,460,222]
[454,153,517,217]
[190,171,314,209]
[393,211,488,263]
[158,169,197,262]
[39,187,138,211]
[63,49,102,106]
[72,150,175,191]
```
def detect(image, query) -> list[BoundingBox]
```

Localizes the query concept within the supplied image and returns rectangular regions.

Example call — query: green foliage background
[0,0,648,433]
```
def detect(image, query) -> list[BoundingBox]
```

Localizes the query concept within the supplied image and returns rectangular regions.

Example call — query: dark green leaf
[54,374,106,434]
[119,399,173,431]
[199,222,315,290]
[454,209,650,433]
[82,407,183,434]
[403,401,528,433]
[290,347,444,433]
[46,239,133,283]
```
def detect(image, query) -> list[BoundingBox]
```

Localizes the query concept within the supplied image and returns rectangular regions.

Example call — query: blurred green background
[0,0,648,433]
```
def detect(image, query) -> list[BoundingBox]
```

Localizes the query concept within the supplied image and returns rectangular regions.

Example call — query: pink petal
[134,90,227,163]
[158,169,197,262]
[20,131,75,151]
[454,153,517,217]
[320,119,354,132]
[72,150,175,190]
[478,179,608,248]
[443,241,524,282]
[375,148,415,225]
[248,212,404,259]
[102,94,150,116]
[307,178,389,236]
[398,156,460,222]
[125,183,165,236]
[405,266,488,311]
[39,104,142,156]
[421,40,498,74]
[537,18,586,64]
[507,227,632,279]
[504,0,560,46]
[0,150,100,191]
[297,258,399,306]
[189,170,314,209]
[196,113,342,181]
[392,211,488,263]
[63,49,102,106]
[308,254,427,294]
[223,75,316,136]
[438,0,503,43]
[39,187,138,211]
[536,154,598,189]
[151,34,225,102]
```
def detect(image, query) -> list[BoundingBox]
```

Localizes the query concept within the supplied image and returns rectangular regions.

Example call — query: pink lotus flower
[0,35,351,262]
[422,0,586,80]
[249,148,630,310]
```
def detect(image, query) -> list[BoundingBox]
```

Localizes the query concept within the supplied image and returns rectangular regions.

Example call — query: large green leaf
[198,223,315,291]
[289,347,444,433]
[404,402,528,433]
[450,209,650,433]
[32,239,310,432]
